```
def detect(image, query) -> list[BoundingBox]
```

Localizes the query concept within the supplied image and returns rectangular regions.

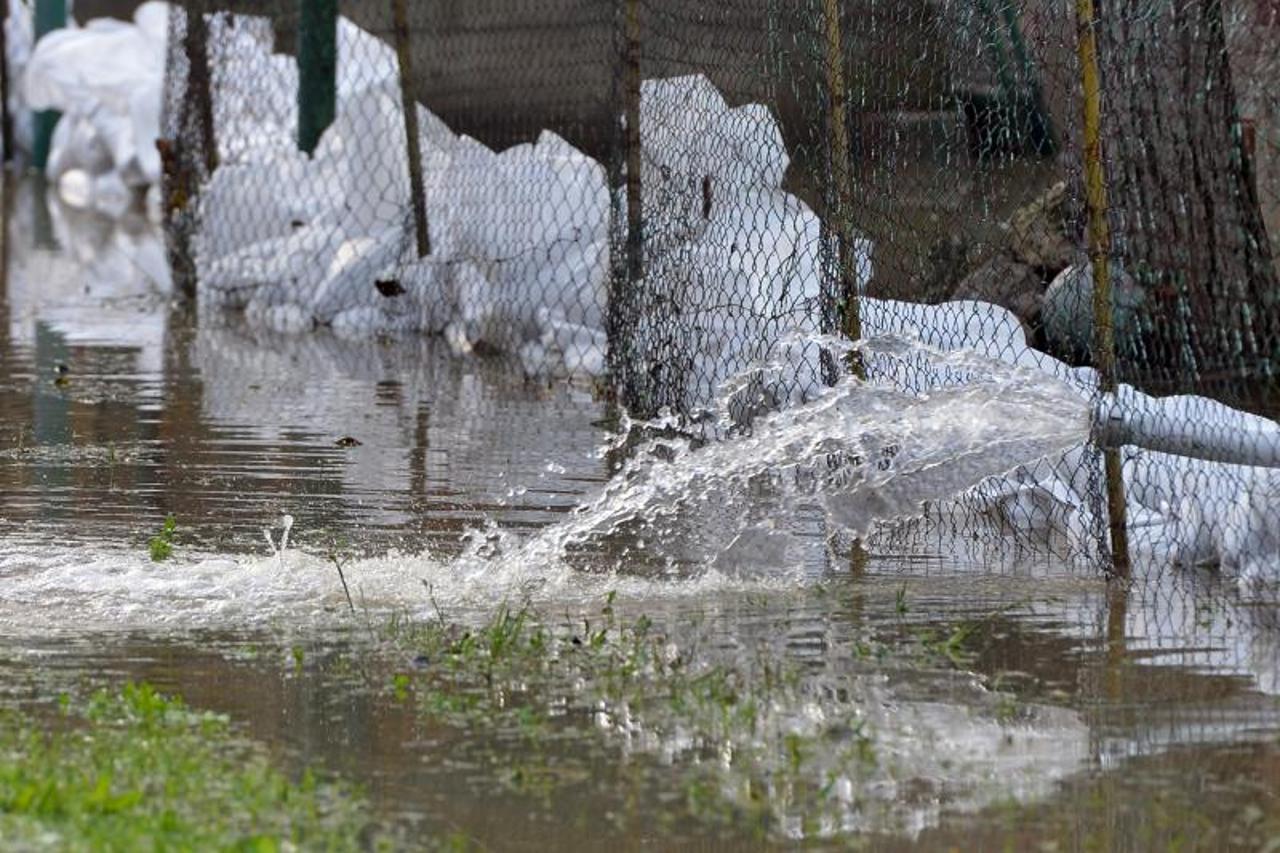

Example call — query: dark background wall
[154,1,1004,164]
[73,0,142,22]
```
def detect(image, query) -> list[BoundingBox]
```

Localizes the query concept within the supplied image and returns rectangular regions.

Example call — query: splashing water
[0,336,1091,628]
[476,335,1093,583]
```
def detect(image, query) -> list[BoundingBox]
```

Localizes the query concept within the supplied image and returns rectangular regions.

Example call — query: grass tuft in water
[0,682,377,851]
[147,516,178,562]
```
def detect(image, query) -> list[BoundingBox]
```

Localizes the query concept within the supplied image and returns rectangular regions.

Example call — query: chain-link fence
[160,0,1280,597]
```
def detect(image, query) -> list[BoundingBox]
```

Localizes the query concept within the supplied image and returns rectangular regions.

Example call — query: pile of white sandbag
[21,1,168,217]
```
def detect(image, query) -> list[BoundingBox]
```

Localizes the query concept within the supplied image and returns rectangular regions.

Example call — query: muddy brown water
[1,180,1278,850]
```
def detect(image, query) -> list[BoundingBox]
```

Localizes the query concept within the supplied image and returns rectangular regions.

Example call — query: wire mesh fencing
[160,0,1280,603]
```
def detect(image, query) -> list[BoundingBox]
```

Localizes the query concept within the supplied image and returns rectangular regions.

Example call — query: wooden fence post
[391,0,430,257]
[823,0,863,377]
[1076,0,1131,580]
[184,0,218,176]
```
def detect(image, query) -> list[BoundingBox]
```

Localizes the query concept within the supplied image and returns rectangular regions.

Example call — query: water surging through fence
[0,336,1092,627]
[482,336,1093,580]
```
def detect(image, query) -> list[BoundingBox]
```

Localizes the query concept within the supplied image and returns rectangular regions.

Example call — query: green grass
[0,683,376,851]
[376,593,1087,842]
[148,516,177,562]
[382,596,897,836]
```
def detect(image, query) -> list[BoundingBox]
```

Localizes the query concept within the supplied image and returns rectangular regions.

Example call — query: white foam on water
[0,336,1092,632]
[0,540,801,633]
[509,335,1091,577]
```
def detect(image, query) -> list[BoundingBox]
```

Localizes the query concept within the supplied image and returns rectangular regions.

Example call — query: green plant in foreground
[895,583,909,616]
[0,682,377,851]
[148,515,178,562]
[383,595,899,838]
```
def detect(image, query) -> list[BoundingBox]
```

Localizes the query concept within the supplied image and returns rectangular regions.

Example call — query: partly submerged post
[623,0,643,288]
[297,0,337,156]
[31,0,67,171]
[1076,0,1131,581]
[825,0,869,569]
[823,0,863,375]
[391,0,430,257]
[1104,581,1128,701]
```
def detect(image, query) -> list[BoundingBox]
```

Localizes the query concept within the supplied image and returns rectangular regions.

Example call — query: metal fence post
[823,0,863,376]
[1076,0,1131,581]
[31,0,67,171]
[297,0,337,156]
[391,0,430,257]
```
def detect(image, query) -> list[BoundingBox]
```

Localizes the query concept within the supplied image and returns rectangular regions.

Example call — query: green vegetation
[381,595,913,836]
[369,590,1090,841]
[913,620,981,668]
[148,516,178,562]
[0,683,375,851]
[2,589,1268,849]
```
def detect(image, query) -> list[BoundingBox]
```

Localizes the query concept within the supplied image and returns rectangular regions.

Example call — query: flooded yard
[2,180,1279,849]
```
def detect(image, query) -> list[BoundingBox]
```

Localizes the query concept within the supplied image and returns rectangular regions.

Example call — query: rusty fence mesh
[161,0,1280,620]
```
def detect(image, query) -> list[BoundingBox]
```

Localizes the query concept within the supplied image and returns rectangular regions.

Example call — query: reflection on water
[0,582,1275,849]
[0,178,608,554]
[0,178,1278,848]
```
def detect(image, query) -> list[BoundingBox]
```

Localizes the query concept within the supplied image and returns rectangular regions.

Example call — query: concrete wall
[165,1,967,163]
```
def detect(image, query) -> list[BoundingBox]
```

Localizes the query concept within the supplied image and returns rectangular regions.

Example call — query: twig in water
[422,580,447,625]
[325,544,356,614]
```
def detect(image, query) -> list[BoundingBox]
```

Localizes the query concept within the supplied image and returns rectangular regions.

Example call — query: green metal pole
[31,0,67,171]
[297,0,337,156]
[998,1,1057,154]
[973,0,1018,104]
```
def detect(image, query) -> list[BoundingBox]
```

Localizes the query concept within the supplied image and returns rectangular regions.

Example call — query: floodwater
[1,177,1279,850]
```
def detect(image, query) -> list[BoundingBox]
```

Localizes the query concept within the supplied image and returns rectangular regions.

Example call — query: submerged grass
[147,516,177,562]
[378,592,1008,840]
[371,592,1280,846]
[0,682,376,851]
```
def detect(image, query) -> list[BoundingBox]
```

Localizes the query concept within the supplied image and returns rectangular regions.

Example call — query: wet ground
[1,178,1278,849]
